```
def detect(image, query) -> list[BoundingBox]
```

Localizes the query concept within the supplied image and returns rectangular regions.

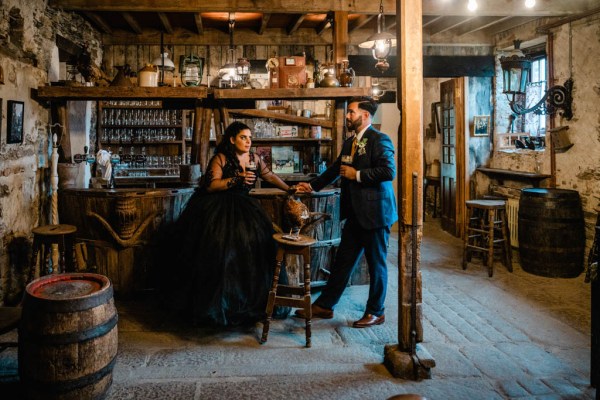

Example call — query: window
[523,55,547,148]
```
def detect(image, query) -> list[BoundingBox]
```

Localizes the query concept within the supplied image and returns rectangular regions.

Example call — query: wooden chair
[462,199,512,277]
[261,233,316,348]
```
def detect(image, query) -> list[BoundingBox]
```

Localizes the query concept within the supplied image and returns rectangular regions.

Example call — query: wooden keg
[518,188,585,278]
[18,273,118,400]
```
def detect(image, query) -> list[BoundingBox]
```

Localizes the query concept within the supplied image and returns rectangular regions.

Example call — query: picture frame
[7,100,24,144]
[473,115,490,137]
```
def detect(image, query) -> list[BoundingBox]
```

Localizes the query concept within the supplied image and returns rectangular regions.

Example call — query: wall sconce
[500,40,573,120]
[358,0,396,73]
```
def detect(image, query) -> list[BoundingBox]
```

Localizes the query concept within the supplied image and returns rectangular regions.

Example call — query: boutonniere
[356,138,368,155]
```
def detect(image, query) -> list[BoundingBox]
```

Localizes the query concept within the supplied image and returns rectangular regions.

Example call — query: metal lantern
[500,40,573,119]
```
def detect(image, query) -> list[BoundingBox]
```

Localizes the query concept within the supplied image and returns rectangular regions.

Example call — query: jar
[138,64,158,87]
[338,60,355,87]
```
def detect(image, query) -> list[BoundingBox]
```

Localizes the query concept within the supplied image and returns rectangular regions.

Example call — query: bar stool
[462,200,512,277]
[261,232,316,348]
[29,224,77,282]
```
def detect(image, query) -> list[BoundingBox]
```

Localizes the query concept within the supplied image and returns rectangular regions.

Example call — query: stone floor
[0,219,595,399]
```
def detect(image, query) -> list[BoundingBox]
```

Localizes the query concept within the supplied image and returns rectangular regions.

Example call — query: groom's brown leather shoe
[294,304,334,319]
[352,314,385,328]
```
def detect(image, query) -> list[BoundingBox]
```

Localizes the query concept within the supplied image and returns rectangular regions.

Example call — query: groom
[295,96,397,328]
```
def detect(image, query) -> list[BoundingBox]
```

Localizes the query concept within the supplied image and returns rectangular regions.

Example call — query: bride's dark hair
[216,121,251,170]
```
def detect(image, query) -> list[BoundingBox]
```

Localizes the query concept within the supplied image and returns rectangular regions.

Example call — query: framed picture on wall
[6,100,24,144]
[473,115,490,137]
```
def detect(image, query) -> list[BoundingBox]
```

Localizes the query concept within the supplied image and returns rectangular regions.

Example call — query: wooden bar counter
[58,187,194,297]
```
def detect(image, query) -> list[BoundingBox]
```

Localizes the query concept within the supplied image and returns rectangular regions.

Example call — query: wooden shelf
[36,86,208,100]
[476,167,551,188]
[213,87,370,100]
[228,109,333,128]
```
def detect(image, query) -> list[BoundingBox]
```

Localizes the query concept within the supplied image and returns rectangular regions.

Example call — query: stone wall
[489,15,600,258]
[0,0,102,304]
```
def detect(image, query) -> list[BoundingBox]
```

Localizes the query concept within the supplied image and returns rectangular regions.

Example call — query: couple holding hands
[163,96,397,330]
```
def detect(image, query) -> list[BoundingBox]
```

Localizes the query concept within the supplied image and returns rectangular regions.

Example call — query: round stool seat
[387,395,427,400]
[30,224,78,280]
[32,224,77,237]
[466,199,506,209]
[273,232,317,247]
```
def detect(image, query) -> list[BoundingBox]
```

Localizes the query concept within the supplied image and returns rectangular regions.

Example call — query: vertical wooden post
[398,0,424,352]
[333,11,348,64]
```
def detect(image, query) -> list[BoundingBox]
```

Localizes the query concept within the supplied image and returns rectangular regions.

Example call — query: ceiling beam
[122,12,143,34]
[103,28,333,46]
[258,13,271,35]
[426,16,472,36]
[481,16,541,36]
[287,14,306,36]
[453,16,512,37]
[82,12,112,34]
[194,13,204,35]
[316,12,333,36]
[50,0,598,16]
[158,12,174,34]
[349,14,374,33]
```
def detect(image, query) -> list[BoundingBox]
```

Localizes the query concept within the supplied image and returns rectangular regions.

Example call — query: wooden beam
[349,14,374,33]
[481,16,540,35]
[194,13,204,35]
[102,28,333,46]
[426,16,473,36]
[122,12,143,34]
[316,13,332,36]
[259,13,271,35]
[158,12,174,34]
[398,0,424,353]
[333,11,348,63]
[50,0,596,16]
[453,16,512,36]
[287,14,306,36]
[82,12,112,34]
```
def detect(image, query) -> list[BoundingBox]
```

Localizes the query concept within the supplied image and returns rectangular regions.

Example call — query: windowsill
[495,148,545,153]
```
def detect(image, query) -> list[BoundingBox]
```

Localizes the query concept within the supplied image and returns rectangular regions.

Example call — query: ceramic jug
[338,60,355,87]
[138,64,158,87]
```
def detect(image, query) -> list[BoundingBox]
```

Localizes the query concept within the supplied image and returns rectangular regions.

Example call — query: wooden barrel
[19,273,118,400]
[58,188,194,296]
[518,188,585,278]
[251,188,342,285]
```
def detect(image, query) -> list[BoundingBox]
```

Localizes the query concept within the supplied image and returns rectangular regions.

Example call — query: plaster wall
[0,0,102,304]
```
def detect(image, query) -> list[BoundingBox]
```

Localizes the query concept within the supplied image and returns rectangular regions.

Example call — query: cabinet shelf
[213,87,370,100]
[228,109,333,128]
[37,86,207,100]
[100,141,183,145]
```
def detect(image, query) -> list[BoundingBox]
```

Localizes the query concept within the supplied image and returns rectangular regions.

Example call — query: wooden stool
[462,200,512,277]
[29,224,77,282]
[261,233,316,348]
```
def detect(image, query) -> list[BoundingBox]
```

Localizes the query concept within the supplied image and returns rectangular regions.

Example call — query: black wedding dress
[159,154,288,327]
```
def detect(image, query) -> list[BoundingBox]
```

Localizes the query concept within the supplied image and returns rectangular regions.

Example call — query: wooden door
[440,78,465,237]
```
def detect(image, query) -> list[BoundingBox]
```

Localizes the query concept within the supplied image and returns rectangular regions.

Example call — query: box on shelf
[276,126,298,137]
